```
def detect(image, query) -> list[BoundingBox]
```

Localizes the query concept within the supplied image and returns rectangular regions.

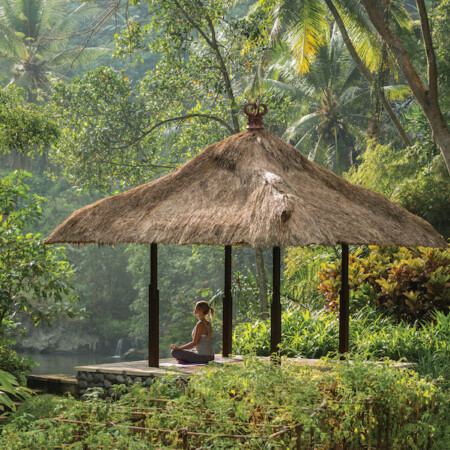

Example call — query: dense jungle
[0,0,449,448]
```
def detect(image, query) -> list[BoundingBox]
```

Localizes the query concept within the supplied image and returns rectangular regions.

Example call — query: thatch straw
[45,129,446,248]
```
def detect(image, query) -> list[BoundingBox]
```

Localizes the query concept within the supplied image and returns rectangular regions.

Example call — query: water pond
[20,352,120,375]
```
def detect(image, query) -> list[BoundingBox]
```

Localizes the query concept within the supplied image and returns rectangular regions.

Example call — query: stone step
[27,374,78,396]
[30,388,45,395]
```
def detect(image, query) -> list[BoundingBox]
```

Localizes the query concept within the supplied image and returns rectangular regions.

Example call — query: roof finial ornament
[244,100,268,130]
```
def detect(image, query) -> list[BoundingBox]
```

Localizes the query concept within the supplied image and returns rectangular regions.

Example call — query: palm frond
[335,0,413,71]
[48,46,110,69]
[382,84,411,101]
[0,5,27,59]
[334,1,380,72]
[341,62,363,91]
[0,0,29,36]
[389,0,413,32]
[284,111,320,140]
[337,85,367,106]
[285,0,328,73]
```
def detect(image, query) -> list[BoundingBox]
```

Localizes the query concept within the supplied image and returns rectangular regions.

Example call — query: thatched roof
[45,129,446,248]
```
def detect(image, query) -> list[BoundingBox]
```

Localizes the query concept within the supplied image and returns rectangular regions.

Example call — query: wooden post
[148,243,159,367]
[222,245,232,357]
[339,244,350,355]
[271,246,281,362]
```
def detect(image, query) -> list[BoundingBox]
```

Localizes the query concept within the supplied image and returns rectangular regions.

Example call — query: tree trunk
[369,1,391,142]
[254,247,269,319]
[174,0,271,314]
[360,0,450,174]
[324,0,412,147]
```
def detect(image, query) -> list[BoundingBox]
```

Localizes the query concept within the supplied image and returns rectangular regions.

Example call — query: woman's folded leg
[171,349,214,364]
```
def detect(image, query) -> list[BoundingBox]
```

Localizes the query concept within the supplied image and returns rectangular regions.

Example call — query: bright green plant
[283,246,335,310]
[0,170,81,337]
[318,246,449,322]
[0,359,447,448]
[233,308,340,358]
[232,306,450,383]
[4,394,60,427]
[0,369,31,414]
[0,337,34,385]
[0,87,59,156]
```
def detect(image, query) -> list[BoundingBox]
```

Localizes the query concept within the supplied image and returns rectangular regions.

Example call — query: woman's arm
[170,322,206,350]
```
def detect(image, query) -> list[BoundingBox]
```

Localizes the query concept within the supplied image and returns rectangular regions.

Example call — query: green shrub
[233,307,450,382]
[1,359,446,448]
[0,342,34,385]
[233,308,339,358]
[318,246,449,322]
[4,394,62,427]
[0,369,32,415]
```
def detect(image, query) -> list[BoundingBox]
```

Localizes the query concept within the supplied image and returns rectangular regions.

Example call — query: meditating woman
[170,301,215,364]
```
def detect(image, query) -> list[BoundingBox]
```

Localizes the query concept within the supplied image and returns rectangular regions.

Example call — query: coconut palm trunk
[323,0,412,147]
[360,0,450,174]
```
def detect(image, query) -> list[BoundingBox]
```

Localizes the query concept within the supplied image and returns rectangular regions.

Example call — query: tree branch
[416,0,438,103]
[360,0,427,101]
[172,0,214,48]
[116,113,234,150]
[360,0,450,174]
[173,0,240,133]
[200,4,241,133]
[98,158,175,170]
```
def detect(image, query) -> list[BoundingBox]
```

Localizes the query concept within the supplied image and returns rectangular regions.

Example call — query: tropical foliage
[318,246,449,322]
[0,369,31,414]
[348,140,450,236]
[0,336,34,384]
[0,1,448,447]
[0,359,448,448]
[0,86,59,155]
[0,0,106,101]
[233,307,450,381]
[0,171,80,336]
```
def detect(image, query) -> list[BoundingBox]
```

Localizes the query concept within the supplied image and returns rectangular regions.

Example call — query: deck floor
[74,355,245,377]
[40,356,414,379]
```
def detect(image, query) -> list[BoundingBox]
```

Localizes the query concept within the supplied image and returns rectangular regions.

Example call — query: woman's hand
[170,344,179,350]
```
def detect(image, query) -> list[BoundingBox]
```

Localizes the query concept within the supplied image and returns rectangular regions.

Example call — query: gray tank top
[193,320,213,356]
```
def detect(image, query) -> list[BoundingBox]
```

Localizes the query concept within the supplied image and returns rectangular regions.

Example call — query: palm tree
[266,0,382,74]
[259,0,413,147]
[0,0,106,101]
[254,25,369,175]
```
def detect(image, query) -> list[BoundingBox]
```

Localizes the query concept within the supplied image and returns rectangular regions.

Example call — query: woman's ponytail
[196,301,214,319]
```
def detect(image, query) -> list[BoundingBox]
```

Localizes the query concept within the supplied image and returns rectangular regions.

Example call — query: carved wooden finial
[243,101,268,130]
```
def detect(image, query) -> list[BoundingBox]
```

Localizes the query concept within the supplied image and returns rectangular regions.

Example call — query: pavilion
[45,103,446,367]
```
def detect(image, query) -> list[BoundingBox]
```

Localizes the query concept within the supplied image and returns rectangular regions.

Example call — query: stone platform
[74,355,244,399]
[27,356,415,400]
